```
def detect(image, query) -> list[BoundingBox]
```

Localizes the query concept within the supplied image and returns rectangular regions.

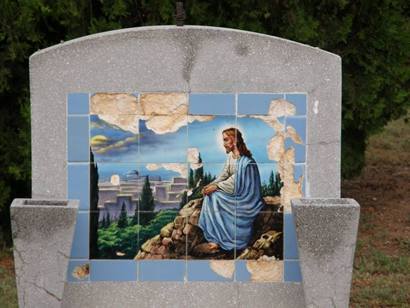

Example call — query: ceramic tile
[237,93,284,115]
[284,116,306,163]
[284,93,307,116]
[90,114,139,163]
[139,92,188,115]
[187,260,235,281]
[68,93,89,115]
[188,115,237,163]
[139,115,188,162]
[235,260,284,282]
[70,211,89,259]
[236,116,284,163]
[90,93,139,115]
[294,164,306,196]
[139,260,186,281]
[67,260,90,282]
[133,163,188,212]
[284,213,299,259]
[90,260,137,281]
[284,260,302,282]
[136,211,186,260]
[67,115,89,162]
[67,163,90,211]
[189,93,235,115]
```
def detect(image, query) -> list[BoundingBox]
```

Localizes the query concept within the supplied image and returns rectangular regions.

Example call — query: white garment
[211,152,238,194]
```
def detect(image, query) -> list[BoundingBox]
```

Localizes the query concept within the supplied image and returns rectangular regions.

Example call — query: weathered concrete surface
[292,198,360,308]
[11,199,78,308]
[62,281,305,308]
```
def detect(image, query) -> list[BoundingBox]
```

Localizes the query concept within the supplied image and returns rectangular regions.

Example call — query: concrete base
[11,199,79,308]
[292,198,360,308]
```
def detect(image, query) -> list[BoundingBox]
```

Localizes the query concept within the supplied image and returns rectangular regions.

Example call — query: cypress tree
[117,202,128,228]
[106,212,111,227]
[89,150,100,258]
[194,153,203,186]
[188,168,195,188]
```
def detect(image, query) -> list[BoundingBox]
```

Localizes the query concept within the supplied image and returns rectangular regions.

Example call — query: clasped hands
[202,184,218,196]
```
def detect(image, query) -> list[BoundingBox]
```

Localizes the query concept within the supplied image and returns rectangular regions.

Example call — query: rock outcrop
[134,196,283,260]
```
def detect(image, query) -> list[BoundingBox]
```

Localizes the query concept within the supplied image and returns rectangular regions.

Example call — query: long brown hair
[222,127,252,157]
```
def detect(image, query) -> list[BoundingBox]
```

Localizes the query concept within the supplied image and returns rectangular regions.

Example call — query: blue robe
[198,155,264,251]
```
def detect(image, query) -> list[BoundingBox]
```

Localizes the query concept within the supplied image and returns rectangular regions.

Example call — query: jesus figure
[198,127,264,253]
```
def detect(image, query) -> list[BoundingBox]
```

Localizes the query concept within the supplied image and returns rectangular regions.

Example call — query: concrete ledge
[62,281,305,308]
[292,198,360,308]
[11,199,79,308]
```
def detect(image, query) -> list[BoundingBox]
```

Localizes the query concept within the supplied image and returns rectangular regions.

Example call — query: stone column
[292,198,360,308]
[11,199,79,308]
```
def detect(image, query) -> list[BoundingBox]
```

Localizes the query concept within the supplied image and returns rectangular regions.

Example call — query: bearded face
[222,132,236,153]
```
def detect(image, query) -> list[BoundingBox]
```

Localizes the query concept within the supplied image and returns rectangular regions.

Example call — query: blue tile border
[189,93,235,115]
[67,116,89,162]
[68,93,89,115]
[70,211,89,259]
[235,260,251,281]
[187,260,234,281]
[67,260,90,282]
[284,213,299,259]
[67,163,89,211]
[284,94,307,116]
[90,260,137,281]
[284,260,302,282]
[139,260,185,281]
[238,93,284,115]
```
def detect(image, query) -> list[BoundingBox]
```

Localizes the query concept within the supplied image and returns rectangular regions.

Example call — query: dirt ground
[344,116,410,307]
[0,117,409,307]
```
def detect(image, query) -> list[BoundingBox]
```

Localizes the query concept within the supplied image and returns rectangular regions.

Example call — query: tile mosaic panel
[188,115,237,163]
[90,114,139,163]
[189,93,235,115]
[237,93,284,115]
[68,93,89,115]
[67,92,307,283]
[139,116,188,163]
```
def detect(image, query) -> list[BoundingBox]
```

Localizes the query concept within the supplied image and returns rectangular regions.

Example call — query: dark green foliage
[105,212,111,227]
[1,0,409,246]
[89,150,100,258]
[138,176,155,224]
[261,171,283,197]
[188,168,195,188]
[117,203,128,228]
[139,176,154,212]
[179,191,188,209]
[194,154,203,184]
[97,210,177,259]
[101,215,106,229]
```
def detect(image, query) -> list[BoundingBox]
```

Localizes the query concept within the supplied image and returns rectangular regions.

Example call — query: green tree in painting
[194,153,203,186]
[105,212,111,227]
[139,176,155,225]
[117,202,128,228]
[262,171,283,197]
[89,150,100,258]
[188,168,195,189]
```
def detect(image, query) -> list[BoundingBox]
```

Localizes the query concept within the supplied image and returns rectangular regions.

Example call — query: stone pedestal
[292,198,360,308]
[10,199,79,308]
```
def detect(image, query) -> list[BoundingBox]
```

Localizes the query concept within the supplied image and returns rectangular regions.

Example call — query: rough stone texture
[30,25,341,200]
[292,198,360,308]
[10,199,79,308]
[62,282,304,308]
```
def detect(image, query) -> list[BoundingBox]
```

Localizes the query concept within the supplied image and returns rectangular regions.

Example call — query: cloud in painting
[145,163,188,178]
